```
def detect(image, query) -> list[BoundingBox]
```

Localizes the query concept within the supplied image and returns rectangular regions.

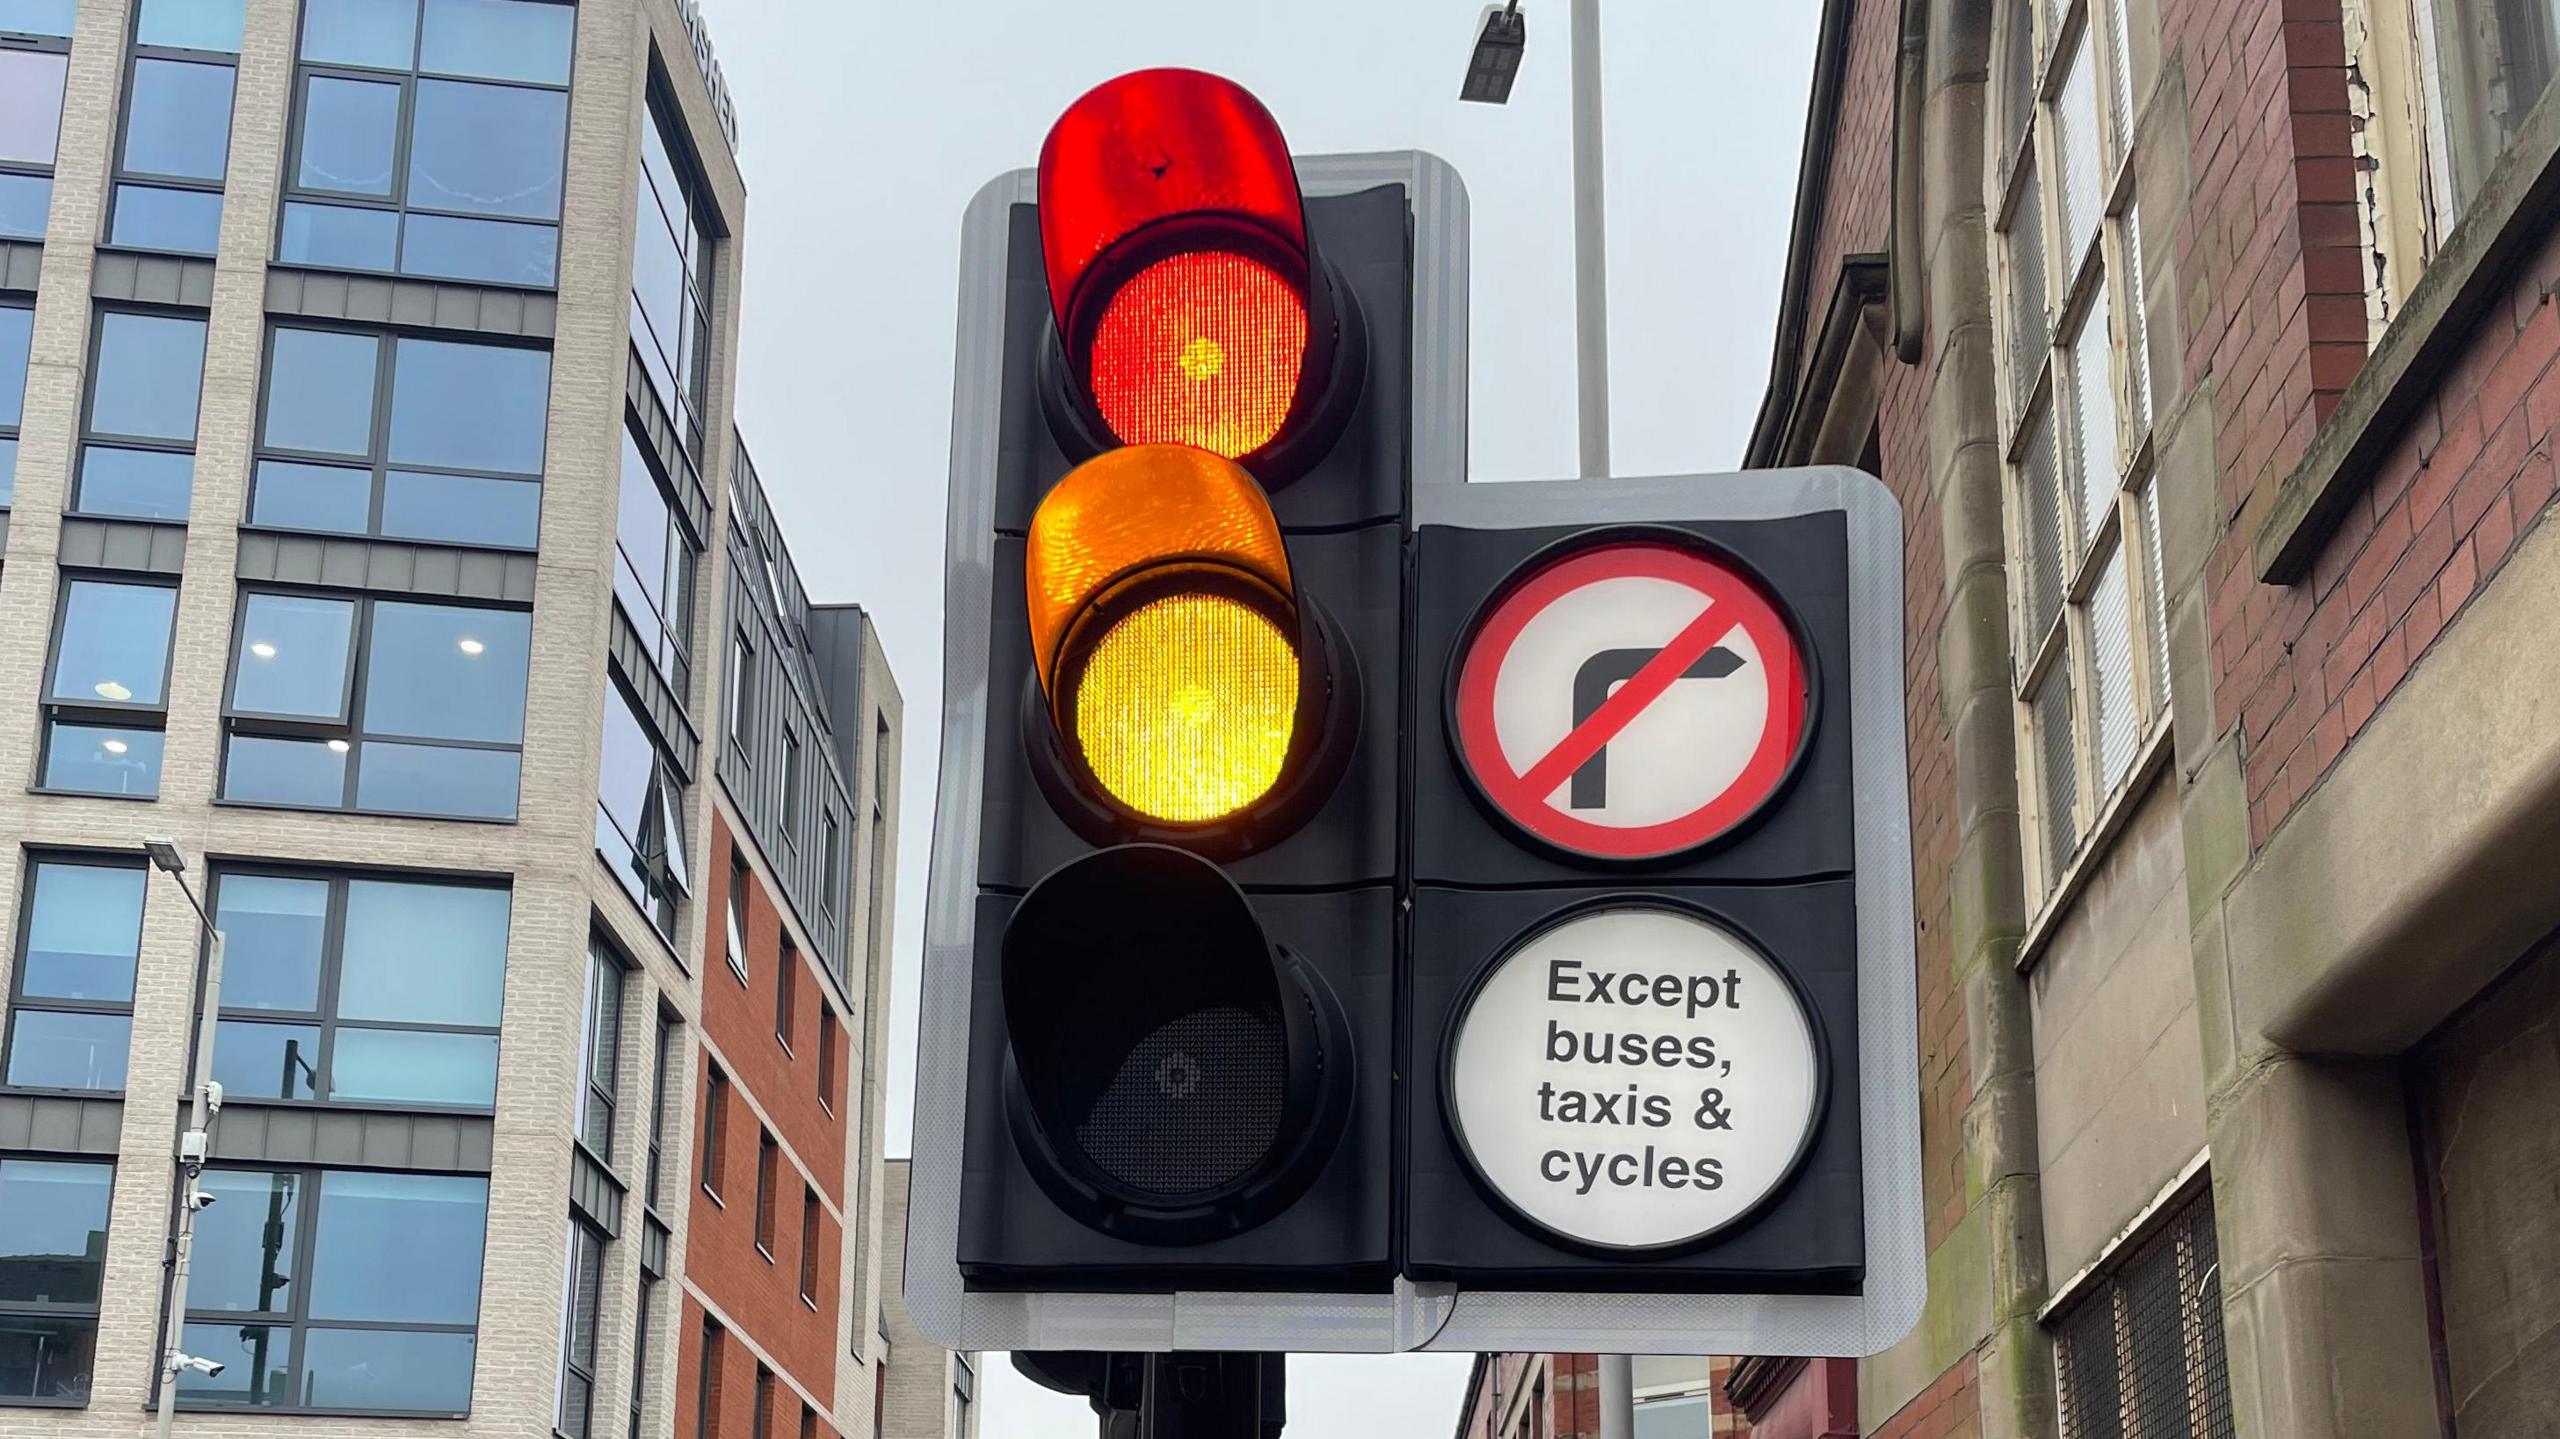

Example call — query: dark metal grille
[1074,1004,1284,1198]
[2055,1190,2234,1439]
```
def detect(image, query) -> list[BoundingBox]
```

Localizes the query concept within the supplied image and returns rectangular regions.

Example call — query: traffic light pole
[1570,0,1611,479]
[1135,1353,1284,1439]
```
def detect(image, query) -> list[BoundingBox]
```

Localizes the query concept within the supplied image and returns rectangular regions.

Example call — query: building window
[2052,1189,2233,1438]
[799,1403,817,1439]
[866,716,891,974]
[77,307,207,520]
[0,1156,112,1405]
[252,326,549,549]
[753,1130,777,1256]
[774,941,797,1052]
[0,4,70,243]
[578,938,625,1159]
[952,1353,975,1437]
[819,809,843,920]
[221,591,533,819]
[206,869,510,1109]
[2426,0,2560,214]
[797,1186,819,1305]
[1629,1358,1714,1438]
[616,422,696,690]
[39,577,177,797]
[108,0,243,255]
[646,1011,676,1211]
[598,675,689,935]
[1,858,146,1092]
[696,1317,724,1439]
[556,1218,605,1439]
[778,728,804,843]
[180,1167,488,1413]
[633,78,715,455]
[629,1271,656,1439]
[726,629,755,755]
[1,299,31,505]
[1989,0,2170,900]
[700,1064,728,1200]
[725,856,750,985]
[279,0,572,286]
[751,1365,773,1439]
[815,1008,837,1115]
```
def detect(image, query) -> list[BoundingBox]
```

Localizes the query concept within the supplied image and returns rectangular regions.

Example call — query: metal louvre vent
[2056,1192,2235,1439]
[1074,1003,1286,1198]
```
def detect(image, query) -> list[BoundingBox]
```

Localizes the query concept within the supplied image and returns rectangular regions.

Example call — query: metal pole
[1569,0,1612,479]
[153,924,223,1439]
[1597,1355,1635,1439]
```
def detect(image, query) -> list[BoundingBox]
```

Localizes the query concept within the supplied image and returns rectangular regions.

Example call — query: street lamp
[143,836,229,1436]
[1458,0,1612,480]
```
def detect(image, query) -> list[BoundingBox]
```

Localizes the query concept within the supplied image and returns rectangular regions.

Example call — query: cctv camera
[184,1187,218,1212]
[175,1354,225,1379]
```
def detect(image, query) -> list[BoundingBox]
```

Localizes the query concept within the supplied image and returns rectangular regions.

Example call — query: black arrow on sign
[1568,645,1745,809]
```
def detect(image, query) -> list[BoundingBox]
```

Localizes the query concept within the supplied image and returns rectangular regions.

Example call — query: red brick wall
[684,811,852,1411]
[678,1296,843,1439]
[1870,1355,1978,1439]
[2163,0,2377,838]
[2231,230,2560,840]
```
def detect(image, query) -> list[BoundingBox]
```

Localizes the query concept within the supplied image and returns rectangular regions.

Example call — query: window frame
[751,1365,773,1439]
[815,1007,836,1117]
[75,304,208,521]
[597,672,690,939]
[700,1063,729,1203]
[275,0,575,289]
[249,323,550,552]
[752,1129,777,1260]
[198,864,511,1114]
[0,19,72,239]
[1986,0,2175,903]
[797,1184,819,1308]
[632,71,717,457]
[219,586,533,821]
[615,414,698,692]
[0,1153,115,1408]
[175,1165,490,1416]
[0,855,148,1096]
[36,574,180,799]
[0,296,30,505]
[724,855,750,986]
[2047,1182,2232,1439]
[577,935,627,1161]
[556,1216,606,1439]
[645,1009,677,1213]
[105,2,242,257]
[773,939,796,1055]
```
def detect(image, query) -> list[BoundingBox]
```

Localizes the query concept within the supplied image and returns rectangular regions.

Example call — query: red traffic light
[1038,69,1339,462]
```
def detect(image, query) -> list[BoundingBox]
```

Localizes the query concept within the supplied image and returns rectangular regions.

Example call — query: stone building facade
[1739,0,2560,1433]
[0,0,968,1434]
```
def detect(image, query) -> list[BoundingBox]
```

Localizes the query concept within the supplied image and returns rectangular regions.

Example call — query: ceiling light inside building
[250,642,277,659]
[94,681,132,702]
[457,638,486,656]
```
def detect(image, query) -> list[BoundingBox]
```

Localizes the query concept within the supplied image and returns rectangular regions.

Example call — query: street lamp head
[142,836,186,875]
[1462,2,1527,104]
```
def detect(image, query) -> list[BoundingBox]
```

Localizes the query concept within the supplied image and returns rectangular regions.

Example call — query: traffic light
[907,68,1922,1363]
[947,68,1406,1292]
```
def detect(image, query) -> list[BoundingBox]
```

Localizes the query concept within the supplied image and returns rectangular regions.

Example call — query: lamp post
[143,835,226,1439]
[1461,0,1612,479]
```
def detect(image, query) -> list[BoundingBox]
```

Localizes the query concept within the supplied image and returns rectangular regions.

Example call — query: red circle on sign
[1451,536,1812,862]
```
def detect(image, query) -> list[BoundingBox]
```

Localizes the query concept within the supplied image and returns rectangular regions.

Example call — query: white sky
[706,2,1819,1432]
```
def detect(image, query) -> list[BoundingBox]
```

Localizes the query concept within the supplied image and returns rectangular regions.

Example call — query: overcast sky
[705,2,1819,1432]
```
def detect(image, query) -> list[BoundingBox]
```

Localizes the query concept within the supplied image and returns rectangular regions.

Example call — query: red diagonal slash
[1501,597,1736,807]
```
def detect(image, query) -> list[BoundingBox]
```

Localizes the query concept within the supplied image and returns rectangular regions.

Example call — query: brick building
[1454,1355,1752,1439]
[0,0,971,1434]
[1734,0,2560,1433]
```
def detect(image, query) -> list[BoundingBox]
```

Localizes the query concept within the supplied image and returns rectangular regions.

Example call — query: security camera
[184,1186,218,1212]
[175,1354,225,1379]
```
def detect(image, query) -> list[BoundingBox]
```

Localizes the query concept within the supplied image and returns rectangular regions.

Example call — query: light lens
[1089,251,1306,458]
[1073,592,1298,824]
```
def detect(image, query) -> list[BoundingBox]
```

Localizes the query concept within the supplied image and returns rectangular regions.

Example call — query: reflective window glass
[233,593,356,719]
[42,723,164,796]
[301,1329,476,1412]
[398,211,557,286]
[0,0,75,36]
[295,76,399,196]
[138,0,246,51]
[406,79,564,220]
[308,1172,487,1323]
[361,601,530,744]
[380,471,539,547]
[2,1010,130,1090]
[212,874,330,1011]
[122,58,234,181]
[277,200,397,268]
[74,445,194,519]
[299,0,418,68]
[18,863,144,1002]
[108,183,223,253]
[330,1028,499,1106]
[50,581,176,708]
[190,1171,300,1312]
[250,460,372,532]
[175,1321,287,1404]
[0,1158,112,1304]
[222,735,348,807]
[263,328,378,455]
[420,0,570,83]
[87,311,206,441]
[0,51,69,168]
[0,303,28,429]
[0,172,49,239]
[212,1019,322,1100]
[353,742,519,819]
[337,878,508,1027]
[386,338,548,473]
